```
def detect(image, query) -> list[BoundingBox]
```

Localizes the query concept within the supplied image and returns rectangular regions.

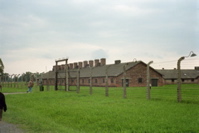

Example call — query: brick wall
[115,63,163,87]
[42,62,164,87]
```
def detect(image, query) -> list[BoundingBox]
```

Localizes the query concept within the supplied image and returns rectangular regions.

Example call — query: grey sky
[0,0,198,74]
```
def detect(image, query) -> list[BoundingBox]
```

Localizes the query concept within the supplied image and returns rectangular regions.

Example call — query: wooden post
[0,73,1,90]
[89,67,93,95]
[55,61,58,90]
[16,74,20,88]
[123,65,127,99]
[105,66,109,97]
[147,61,153,100]
[0,58,4,88]
[177,57,184,102]
[47,72,49,91]
[76,69,80,93]
[176,52,196,102]
[66,65,69,91]
[13,75,16,88]
[55,58,68,91]
[65,60,69,91]
[11,74,14,88]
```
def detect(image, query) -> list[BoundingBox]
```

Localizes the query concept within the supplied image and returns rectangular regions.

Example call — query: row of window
[45,78,196,85]
[44,78,145,84]
[72,78,114,84]
[171,79,195,82]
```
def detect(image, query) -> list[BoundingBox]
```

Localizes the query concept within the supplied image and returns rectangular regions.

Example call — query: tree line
[1,72,43,82]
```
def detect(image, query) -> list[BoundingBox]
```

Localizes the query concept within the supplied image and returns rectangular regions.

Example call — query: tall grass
[2,84,199,133]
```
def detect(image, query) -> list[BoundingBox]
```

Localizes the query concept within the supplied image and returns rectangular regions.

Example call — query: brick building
[41,58,164,87]
[157,67,199,84]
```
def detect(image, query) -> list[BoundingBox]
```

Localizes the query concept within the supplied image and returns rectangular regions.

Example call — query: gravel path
[0,121,24,133]
[0,92,26,133]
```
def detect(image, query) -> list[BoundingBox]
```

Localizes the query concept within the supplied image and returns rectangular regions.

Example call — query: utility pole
[0,58,4,86]
[105,66,109,97]
[147,61,153,100]
[76,69,80,93]
[123,64,127,99]
[89,67,93,95]
[177,57,184,102]
[65,62,69,91]
[55,61,58,90]
[177,51,196,102]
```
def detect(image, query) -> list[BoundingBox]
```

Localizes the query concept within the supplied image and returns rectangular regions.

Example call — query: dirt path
[0,92,26,133]
[0,121,24,133]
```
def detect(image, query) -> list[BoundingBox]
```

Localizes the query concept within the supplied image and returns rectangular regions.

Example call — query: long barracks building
[41,58,199,87]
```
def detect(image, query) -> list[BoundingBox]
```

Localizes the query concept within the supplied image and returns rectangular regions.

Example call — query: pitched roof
[79,60,140,77]
[42,61,142,79]
[157,69,199,79]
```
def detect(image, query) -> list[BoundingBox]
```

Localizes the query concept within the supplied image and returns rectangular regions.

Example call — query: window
[95,79,98,83]
[111,78,114,83]
[191,79,194,82]
[171,79,175,83]
[138,78,142,83]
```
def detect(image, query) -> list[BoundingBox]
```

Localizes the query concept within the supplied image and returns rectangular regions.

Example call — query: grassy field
[1,84,199,133]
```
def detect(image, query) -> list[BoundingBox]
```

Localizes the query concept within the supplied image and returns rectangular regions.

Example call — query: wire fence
[1,81,199,104]
[151,57,199,69]
[150,88,199,103]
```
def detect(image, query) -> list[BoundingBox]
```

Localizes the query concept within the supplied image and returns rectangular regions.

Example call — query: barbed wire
[151,57,199,69]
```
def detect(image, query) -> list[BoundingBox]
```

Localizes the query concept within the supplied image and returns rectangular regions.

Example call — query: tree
[0,58,4,75]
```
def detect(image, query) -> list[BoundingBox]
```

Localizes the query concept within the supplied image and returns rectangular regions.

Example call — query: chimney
[95,59,100,67]
[78,62,83,68]
[69,63,73,69]
[195,66,199,70]
[61,64,65,70]
[53,65,56,71]
[58,65,61,70]
[74,62,78,69]
[89,60,94,67]
[101,58,106,66]
[83,61,88,67]
[115,60,121,64]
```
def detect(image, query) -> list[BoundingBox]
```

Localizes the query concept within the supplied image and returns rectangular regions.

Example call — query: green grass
[1,84,199,133]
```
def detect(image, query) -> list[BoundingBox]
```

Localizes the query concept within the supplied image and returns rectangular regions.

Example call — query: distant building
[41,58,164,87]
[40,59,199,87]
[157,67,199,84]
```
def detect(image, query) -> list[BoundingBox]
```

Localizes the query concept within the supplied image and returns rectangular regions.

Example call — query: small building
[41,59,164,87]
[157,67,199,84]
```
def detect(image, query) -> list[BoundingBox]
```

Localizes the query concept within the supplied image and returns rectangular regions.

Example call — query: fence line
[1,82,198,103]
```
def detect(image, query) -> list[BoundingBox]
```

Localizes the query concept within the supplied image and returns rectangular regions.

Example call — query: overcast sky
[0,0,199,74]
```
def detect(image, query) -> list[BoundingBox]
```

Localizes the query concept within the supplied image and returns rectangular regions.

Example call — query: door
[151,79,158,86]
